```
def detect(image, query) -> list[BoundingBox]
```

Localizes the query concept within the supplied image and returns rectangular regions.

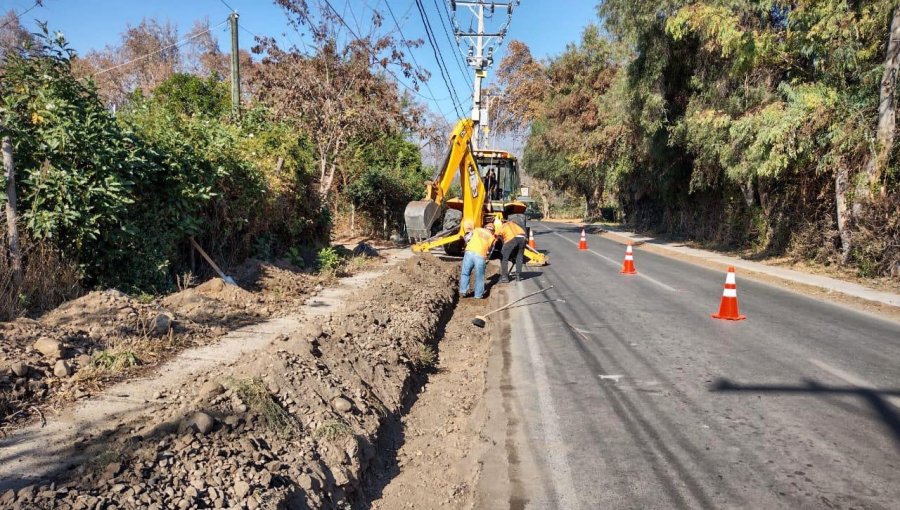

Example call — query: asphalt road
[478,221,900,510]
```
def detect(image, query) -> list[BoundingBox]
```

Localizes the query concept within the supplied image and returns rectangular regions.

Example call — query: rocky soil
[0,255,458,509]
[366,274,498,509]
[0,255,366,434]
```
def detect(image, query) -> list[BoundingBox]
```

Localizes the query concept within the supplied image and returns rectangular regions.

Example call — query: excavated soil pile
[0,290,214,430]
[7,255,457,509]
[229,259,328,316]
[162,278,265,332]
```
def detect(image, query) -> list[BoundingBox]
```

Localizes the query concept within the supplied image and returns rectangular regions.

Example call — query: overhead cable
[95,18,229,76]
[413,0,464,117]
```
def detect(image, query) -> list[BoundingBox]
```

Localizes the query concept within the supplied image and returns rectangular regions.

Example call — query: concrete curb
[594,226,900,311]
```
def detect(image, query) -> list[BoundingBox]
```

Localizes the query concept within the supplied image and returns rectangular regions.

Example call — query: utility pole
[229,11,241,114]
[2,135,22,286]
[451,0,519,149]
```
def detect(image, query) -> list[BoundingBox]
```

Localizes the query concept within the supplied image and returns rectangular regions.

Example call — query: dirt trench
[0,254,491,509]
[364,283,498,509]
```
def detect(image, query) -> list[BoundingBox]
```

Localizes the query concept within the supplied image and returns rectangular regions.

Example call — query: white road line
[808,358,900,409]
[537,224,678,292]
[513,284,582,510]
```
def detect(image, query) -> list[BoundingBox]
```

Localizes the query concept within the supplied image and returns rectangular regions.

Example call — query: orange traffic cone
[578,229,588,250]
[620,242,637,274]
[712,266,746,321]
[528,229,537,249]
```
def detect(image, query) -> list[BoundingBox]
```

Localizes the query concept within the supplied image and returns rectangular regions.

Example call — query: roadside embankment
[0,254,458,509]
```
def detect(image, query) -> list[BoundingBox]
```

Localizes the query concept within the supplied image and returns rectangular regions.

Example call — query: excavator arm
[404,119,548,266]
[405,119,486,251]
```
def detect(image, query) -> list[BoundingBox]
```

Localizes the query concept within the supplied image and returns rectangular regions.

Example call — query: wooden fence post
[2,136,22,286]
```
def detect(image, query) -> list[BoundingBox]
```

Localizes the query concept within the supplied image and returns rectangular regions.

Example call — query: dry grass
[314,419,352,441]
[74,328,181,386]
[0,235,81,321]
[415,342,436,367]
[230,377,296,433]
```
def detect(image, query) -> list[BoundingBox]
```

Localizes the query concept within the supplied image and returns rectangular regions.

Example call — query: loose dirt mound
[8,255,458,509]
[0,289,219,432]
[162,278,264,331]
[230,258,325,314]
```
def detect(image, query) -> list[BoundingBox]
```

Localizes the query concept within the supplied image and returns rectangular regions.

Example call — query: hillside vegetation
[498,0,900,277]
[0,8,432,317]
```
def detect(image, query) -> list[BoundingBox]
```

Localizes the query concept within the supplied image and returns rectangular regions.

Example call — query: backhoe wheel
[509,213,526,229]
[444,238,465,256]
[442,209,465,256]
[443,209,462,231]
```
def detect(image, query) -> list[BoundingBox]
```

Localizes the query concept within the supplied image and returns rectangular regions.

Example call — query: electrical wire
[385,1,450,122]
[238,23,260,40]
[217,0,236,13]
[0,0,43,30]
[322,0,460,116]
[94,18,229,76]
[432,0,472,87]
[413,0,465,117]
[322,0,361,38]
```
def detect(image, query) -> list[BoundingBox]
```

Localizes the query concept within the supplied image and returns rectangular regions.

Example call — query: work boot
[499,277,510,284]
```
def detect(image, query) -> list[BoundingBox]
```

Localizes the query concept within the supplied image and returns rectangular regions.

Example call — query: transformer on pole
[450,1,520,149]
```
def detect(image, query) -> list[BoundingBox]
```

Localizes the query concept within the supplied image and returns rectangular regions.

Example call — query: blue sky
[3,0,599,123]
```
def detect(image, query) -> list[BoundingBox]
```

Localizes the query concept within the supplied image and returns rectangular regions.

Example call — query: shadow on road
[710,378,900,449]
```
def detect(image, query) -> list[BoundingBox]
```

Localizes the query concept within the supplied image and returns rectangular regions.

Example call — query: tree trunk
[318,157,337,200]
[350,204,356,236]
[318,154,328,197]
[3,136,22,286]
[584,185,604,220]
[739,179,757,208]
[835,165,853,263]
[854,4,900,213]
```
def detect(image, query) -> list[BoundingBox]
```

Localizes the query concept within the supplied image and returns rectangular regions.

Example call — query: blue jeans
[459,251,487,298]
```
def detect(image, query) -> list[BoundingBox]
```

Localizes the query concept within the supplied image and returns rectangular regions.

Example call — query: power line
[322,0,361,39]
[217,0,236,13]
[432,0,472,87]
[95,18,229,76]
[238,23,260,40]
[0,0,43,30]
[323,0,461,117]
[385,1,450,123]
[413,0,465,117]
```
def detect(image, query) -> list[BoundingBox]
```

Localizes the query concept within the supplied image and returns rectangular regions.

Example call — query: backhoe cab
[404,119,547,266]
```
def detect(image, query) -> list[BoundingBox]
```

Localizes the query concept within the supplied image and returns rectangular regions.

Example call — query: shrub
[315,247,344,273]
[0,33,326,296]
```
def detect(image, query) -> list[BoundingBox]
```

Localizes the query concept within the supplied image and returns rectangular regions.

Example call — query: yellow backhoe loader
[404,119,548,266]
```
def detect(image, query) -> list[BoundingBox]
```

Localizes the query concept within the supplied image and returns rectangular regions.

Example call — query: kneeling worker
[459,220,496,299]
[498,219,527,283]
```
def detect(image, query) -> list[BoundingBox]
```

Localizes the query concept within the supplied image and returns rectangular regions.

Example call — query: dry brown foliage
[254,0,426,201]
[0,233,81,321]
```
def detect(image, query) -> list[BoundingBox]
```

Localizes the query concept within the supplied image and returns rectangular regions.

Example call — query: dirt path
[0,251,412,491]
[366,264,502,509]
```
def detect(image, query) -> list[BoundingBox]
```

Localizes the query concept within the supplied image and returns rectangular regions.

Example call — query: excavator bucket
[524,245,549,266]
[404,200,441,242]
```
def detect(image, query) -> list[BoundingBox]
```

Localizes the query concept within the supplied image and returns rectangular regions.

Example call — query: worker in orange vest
[498,219,527,283]
[459,220,496,299]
